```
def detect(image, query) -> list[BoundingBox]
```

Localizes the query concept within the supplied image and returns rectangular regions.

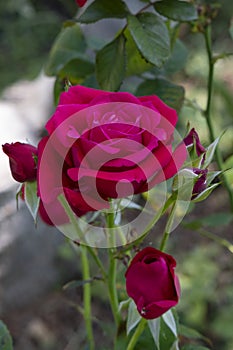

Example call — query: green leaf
[59,58,94,83]
[162,310,177,337]
[173,169,197,201]
[96,34,126,91]
[16,183,23,210]
[160,318,178,350]
[173,169,198,191]
[163,39,188,75]
[206,170,222,186]
[223,155,233,189]
[45,23,87,76]
[78,0,129,23]
[202,134,222,168]
[126,300,141,336]
[136,78,184,112]
[124,28,152,76]
[127,13,170,68]
[179,324,210,343]
[186,213,233,229]
[154,0,198,22]
[192,183,219,203]
[24,181,40,223]
[0,320,13,350]
[148,318,161,350]
[181,346,210,350]
[118,299,131,313]
[54,76,66,106]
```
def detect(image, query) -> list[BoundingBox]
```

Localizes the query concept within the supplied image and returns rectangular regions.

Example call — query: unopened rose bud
[184,128,206,157]
[125,247,180,319]
[192,168,208,199]
[76,0,87,7]
[2,142,37,182]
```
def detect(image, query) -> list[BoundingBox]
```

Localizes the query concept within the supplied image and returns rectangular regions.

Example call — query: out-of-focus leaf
[185,212,233,229]
[78,0,129,23]
[229,20,233,40]
[181,346,210,350]
[154,0,198,22]
[0,320,13,350]
[223,155,233,189]
[128,13,170,68]
[136,78,184,112]
[126,300,141,336]
[179,324,210,343]
[45,24,87,76]
[96,35,126,91]
[163,39,188,75]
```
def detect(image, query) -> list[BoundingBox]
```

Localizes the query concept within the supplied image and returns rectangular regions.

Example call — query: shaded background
[0,0,233,349]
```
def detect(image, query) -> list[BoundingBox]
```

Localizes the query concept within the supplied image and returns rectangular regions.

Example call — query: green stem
[204,26,233,212]
[159,201,177,251]
[80,245,95,350]
[58,194,106,279]
[106,205,120,328]
[126,319,147,350]
[58,194,95,349]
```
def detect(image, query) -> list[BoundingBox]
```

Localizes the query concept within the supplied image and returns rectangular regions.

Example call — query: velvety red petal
[139,95,178,127]
[76,0,87,7]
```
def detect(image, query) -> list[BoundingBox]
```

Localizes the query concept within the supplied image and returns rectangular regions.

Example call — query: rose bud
[183,128,206,157]
[76,0,87,6]
[125,247,180,319]
[192,167,208,199]
[2,142,38,182]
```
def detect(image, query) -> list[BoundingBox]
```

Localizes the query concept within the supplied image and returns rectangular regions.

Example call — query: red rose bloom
[125,247,180,319]
[2,142,37,182]
[38,85,186,225]
[76,0,87,7]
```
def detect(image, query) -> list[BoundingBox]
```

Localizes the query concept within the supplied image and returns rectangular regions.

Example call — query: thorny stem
[204,25,233,211]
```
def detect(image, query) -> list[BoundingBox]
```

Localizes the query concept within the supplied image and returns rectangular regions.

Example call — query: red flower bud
[76,0,87,7]
[125,247,180,319]
[192,168,208,199]
[184,128,206,157]
[2,142,37,182]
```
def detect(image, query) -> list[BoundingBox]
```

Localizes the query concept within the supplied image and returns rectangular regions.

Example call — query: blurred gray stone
[0,196,64,314]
